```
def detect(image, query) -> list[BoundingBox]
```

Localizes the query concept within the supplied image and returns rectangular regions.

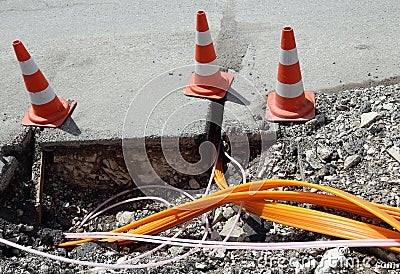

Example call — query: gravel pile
[1,84,400,273]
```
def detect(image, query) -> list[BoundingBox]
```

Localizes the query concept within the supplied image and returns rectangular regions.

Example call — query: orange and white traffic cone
[184,10,234,100]
[13,40,76,127]
[266,26,315,122]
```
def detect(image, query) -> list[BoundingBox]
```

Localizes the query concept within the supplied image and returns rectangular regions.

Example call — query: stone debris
[188,178,201,189]
[48,142,210,190]
[213,248,226,259]
[116,255,130,265]
[16,209,24,217]
[0,155,17,193]
[343,154,361,170]
[335,102,348,111]
[305,118,319,128]
[115,211,136,226]
[360,102,372,113]
[257,165,267,178]
[317,147,333,161]
[212,207,224,225]
[292,257,318,274]
[305,149,324,169]
[222,206,235,219]
[242,214,268,242]
[315,247,349,274]
[315,114,326,124]
[168,246,185,256]
[209,230,222,241]
[51,151,133,188]
[387,146,400,163]
[366,147,376,155]
[219,216,245,240]
[360,111,380,128]
[195,262,208,270]
[383,102,394,111]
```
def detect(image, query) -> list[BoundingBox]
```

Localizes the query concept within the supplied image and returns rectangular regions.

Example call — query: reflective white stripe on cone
[196,30,213,46]
[195,60,219,76]
[279,48,299,66]
[276,80,304,98]
[28,85,57,105]
[19,58,39,75]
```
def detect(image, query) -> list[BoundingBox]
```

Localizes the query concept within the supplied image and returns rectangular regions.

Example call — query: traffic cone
[13,40,76,127]
[266,26,315,122]
[184,10,234,100]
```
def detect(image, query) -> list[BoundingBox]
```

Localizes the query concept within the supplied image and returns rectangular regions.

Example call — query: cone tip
[283,26,293,32]
[281,26,296,50]
[12,40,22,46]
[196,10,209,32]
[12,40,31,62]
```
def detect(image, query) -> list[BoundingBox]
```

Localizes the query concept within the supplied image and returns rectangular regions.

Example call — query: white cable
[208,151,246,256]
[79,184,196,228]
[0,237,199,269]
[63,233,400,250]
[92,142,220,270]
[3,235,400,270]
[89,196,171,221]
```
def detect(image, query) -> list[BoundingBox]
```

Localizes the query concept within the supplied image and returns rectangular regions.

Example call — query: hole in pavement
[38,136,218,231]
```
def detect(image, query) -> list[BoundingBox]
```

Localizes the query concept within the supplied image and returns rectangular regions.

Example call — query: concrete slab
[0,1,223,148]
[33,34,198,146]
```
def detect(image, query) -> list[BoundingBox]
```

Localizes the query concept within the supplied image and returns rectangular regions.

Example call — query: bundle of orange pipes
[60,160,400,253]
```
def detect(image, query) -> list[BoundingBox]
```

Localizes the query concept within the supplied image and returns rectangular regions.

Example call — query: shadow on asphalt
[59,117,81,136]
[225,87,250,106]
